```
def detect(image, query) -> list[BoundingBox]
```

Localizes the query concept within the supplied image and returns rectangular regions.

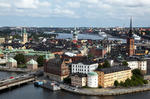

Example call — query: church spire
[129,17,133,37]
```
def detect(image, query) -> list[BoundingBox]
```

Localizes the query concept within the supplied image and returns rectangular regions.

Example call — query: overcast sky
[0,0,150,27]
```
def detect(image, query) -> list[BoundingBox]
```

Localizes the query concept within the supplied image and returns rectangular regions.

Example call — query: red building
[44,58,69,82]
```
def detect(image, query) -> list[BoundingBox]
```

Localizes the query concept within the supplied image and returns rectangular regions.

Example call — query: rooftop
[96,66,131,74]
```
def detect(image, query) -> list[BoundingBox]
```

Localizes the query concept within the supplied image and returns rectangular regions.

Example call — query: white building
[127,58,147,74]
[87,72,98,88]
[71,62,98,74]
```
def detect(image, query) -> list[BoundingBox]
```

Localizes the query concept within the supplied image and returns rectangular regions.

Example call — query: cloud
[0,2,11,8]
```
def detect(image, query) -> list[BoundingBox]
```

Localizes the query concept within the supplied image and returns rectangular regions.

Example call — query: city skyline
[0,0,150,27]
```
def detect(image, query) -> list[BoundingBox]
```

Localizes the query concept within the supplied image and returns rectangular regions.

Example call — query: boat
[98,31,107,38]
[133,34,141,40]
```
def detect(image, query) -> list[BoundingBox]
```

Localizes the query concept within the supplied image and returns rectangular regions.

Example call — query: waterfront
[1,71,150,99]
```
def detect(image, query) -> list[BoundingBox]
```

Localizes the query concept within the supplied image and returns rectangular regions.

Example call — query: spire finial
[129,17,133,37]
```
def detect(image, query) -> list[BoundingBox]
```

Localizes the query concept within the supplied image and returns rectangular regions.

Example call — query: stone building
[6,58,17,68]
[44,57,70,82]
[27,59,38,70]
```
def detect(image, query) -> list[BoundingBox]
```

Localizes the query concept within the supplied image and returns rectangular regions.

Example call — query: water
[56,33,126,42]
[0,71,150,99]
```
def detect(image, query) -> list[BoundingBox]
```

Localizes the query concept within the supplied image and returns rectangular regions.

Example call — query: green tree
[114,80,119,87]
[122,61,128,66]
[132,69,143,77]
[103,60,110,68]
[14,54,26,65]
[37,56,44,67]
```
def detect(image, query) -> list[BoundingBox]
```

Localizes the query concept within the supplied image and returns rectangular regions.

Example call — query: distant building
[44,57,70,82]
[87,72,98,88]
[0,38,5,44]
[96,66,132,88]
[127,18,135,56]
[22,28,28,44]
[71,73,87,87]
[71,61,98,74]
[27,59,38,70]
[6,58,17,68]
[89,46,107,58]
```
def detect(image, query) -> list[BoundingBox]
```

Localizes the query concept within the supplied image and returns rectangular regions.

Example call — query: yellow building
[96,66,132,88]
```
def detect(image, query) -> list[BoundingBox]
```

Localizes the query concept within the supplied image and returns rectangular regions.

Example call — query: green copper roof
[24,28,27,34]
[27,59,37,64]
[7,58,17,63]
[88,72,98,76]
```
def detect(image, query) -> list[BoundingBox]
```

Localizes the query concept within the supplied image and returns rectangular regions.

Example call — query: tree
[103,60,110,68]
[132,69,143,77]
[114,80,119,87]
[14,54,26,65]
[122,61,128,66]
[37,56,44,67]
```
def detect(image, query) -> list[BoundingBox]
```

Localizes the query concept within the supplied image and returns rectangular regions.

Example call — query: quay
[0,75,35,91]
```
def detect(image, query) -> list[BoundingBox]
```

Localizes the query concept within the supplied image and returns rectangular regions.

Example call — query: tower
[127,17,135,56]
[72,28,79,41]
[22,28,28,44]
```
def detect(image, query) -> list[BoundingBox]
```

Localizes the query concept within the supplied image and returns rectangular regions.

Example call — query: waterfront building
[127,18,135,56]
[6,58,17,68]
[71,73,87,87]
[71,61,98,74]
[96,66,132,88]
[126,58,147,74]
[87,72,98,88]
[44,57,70,82]
[27,59,38,70]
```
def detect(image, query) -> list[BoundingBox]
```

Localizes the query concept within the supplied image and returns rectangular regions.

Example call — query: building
[96,66,132,88]
[6,58,17,68]
[87,72,98,88]
[71,60,98,74]
[22,28,28,44]
[0,38,5,44]
[127,18,135,56]
[72,28,78,41]
[27,59,38,70]
[44,57,70,82]
[71,73,87,87]
[126,58,147,74]
[89,46,107,58]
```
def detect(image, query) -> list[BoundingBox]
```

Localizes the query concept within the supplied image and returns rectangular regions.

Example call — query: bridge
[0,75,35,91]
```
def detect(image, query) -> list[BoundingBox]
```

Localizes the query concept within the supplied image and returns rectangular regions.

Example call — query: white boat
[133,34,141,40]
[98,32,107,38]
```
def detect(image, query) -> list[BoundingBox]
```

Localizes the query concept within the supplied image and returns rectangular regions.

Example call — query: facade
[71,73,87,87]
[127,37,135,56]
[44,57,70,82]
[127,58,147,74]
[87,72,98,88]
[27,59,38,70]
[0,38,5,44]
[71,61,98,74]
[89,46,107,58]
[6,58,17,68]
[96,66,132,88]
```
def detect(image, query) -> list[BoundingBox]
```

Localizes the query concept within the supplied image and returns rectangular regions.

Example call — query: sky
[0,0,150,27]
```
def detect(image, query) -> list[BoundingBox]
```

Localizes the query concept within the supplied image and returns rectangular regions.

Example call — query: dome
[7,58,17,63]
[27,59,37,65]
[88,72,98,76]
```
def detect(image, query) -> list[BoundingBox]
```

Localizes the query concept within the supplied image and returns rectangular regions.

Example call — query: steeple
[24,28,27,34]
[129,17,133,37]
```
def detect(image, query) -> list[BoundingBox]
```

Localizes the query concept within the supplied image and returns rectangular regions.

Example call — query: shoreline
[60,83,150,96]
